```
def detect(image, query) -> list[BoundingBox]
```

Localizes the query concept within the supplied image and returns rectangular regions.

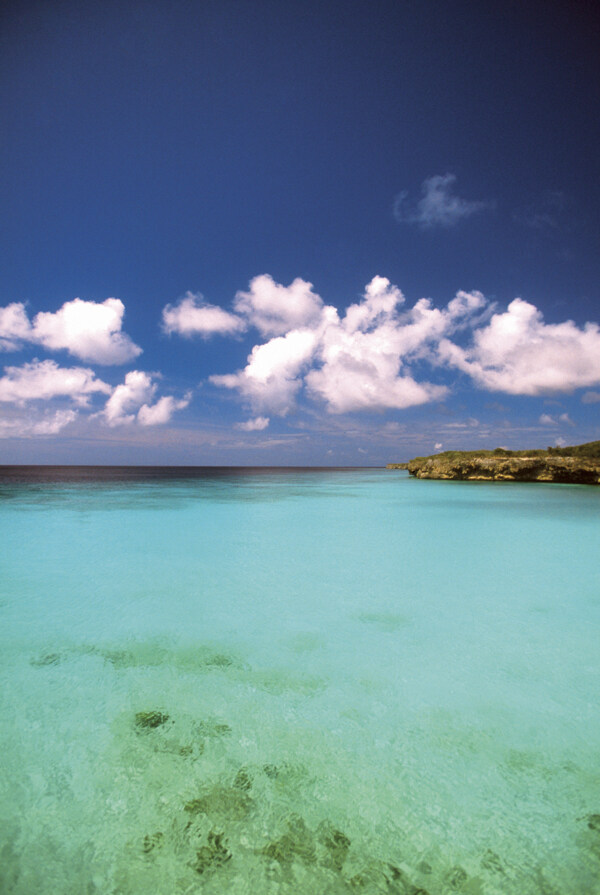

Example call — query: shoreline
[388,441,600,484]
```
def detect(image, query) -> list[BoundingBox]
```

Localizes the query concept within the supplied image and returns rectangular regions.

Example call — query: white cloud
[446,289,488,320]
[439,299,600,395]
[434,442,443,450]
[162,292,245,338]
[0,359,111,406]
[582,391,600,404]
[394,174,491,228]
[233,274,325,337]
[304,279,479,413]
[0,353,189,436]
[0,303,32,350]
[539,413,556,424]
[236,416,270,431]
[138,393,191,426]
[103,371,190,427]
[27,409,77,435]
[103,371,156,426]
[0,298,142,364]
[169,274,486,421]
[211,325,323,415]
[193,274,600,424]
[211,277,489,417]
[0,408,78,439]
[558,412,574,426]
[343,275,404,333]
[306,338,446,413]
[31,298,142,364]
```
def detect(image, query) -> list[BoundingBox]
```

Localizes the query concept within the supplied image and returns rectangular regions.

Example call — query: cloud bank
[206,276,488,417]
[4,275,599,443]
[160,274,600,424]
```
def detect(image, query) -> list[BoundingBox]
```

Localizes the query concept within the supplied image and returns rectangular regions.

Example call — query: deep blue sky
[1,0,599,464]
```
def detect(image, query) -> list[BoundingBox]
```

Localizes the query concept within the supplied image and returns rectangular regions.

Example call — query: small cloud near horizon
[539,412,575,426]
[236,416,270,431]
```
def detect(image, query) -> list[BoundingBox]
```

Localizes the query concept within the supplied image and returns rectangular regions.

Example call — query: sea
[0,466,599,895]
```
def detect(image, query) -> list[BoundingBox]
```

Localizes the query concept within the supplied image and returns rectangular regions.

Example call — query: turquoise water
[1,467,599,894]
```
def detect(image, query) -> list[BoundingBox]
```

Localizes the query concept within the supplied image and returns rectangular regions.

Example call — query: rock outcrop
[389,442,600,484]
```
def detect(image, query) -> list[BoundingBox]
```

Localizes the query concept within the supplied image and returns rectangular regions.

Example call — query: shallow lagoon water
[1,467,599,894]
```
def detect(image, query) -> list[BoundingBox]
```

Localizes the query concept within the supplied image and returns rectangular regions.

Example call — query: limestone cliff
[389,442,600,484]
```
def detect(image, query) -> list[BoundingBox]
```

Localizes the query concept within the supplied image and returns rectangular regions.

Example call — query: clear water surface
[1,467,599,894]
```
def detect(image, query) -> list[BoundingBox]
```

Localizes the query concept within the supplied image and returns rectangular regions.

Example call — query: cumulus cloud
[34,409,78,434]
[161,276,324,341]
[306,326,446,414]
[162,292,246,338]
[103,371,156,426]
[211,276,486,417]
[0,408,78,439]
[211,325,324,415]
[32,298,142,364]
[233,274,325,336]
[343,275,404,333]
[236,416,270,431]
[539,413,556,425]
[0,360,111,406]
[211,277,600,421]
[102,371,190,427]
[0,303,32,350]
[394,174,491,228]
[0,298,142,364]
[167,273,600,427]
[0,362,190,433]
[137,394,191,426]
[305,280,483,413]
[439,299,600,395]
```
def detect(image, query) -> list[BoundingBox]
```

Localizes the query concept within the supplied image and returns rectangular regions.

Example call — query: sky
[1,0,599,465]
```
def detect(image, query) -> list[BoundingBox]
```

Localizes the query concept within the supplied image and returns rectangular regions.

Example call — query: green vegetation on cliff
[388,441,600,484]
[408,441,600,464]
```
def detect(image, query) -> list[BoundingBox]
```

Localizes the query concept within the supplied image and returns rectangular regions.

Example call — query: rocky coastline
[387,442,600,484]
